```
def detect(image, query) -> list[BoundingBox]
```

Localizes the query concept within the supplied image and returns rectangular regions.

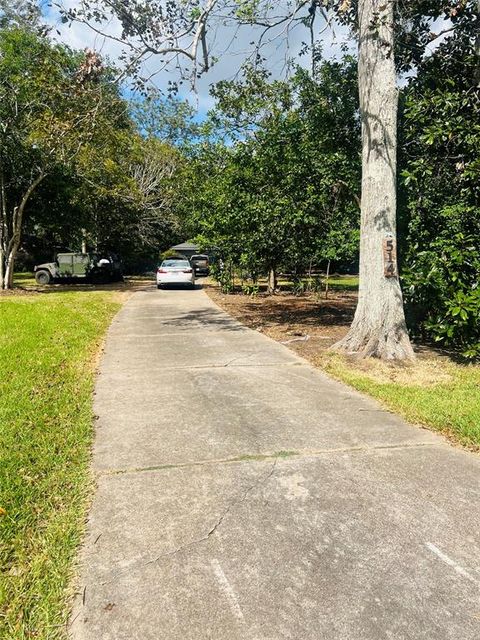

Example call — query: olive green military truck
[34,252,123,285]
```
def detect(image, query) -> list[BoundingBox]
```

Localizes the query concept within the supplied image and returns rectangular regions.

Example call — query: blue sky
[44,1,355,119]
[43,2,449,121]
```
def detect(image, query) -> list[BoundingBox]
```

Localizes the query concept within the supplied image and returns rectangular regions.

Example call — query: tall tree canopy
[399,2,480,357]
[0,23,193,286]
[182,58,360,292]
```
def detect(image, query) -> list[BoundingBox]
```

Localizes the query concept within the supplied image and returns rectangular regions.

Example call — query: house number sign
[383,234,397,278]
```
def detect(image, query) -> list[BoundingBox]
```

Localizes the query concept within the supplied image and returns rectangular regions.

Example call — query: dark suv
[190,254,210,276]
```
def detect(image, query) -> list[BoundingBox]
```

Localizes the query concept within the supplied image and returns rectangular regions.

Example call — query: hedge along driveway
[0,290,122,639]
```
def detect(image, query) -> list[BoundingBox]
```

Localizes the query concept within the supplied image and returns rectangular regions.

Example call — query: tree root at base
[332,326,415,361]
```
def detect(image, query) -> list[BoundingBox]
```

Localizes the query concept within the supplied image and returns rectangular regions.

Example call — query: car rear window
[162,260,190,268]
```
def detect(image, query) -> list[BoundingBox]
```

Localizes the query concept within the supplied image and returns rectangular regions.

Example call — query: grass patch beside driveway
[314,352,480,450]
[0,291,121,639]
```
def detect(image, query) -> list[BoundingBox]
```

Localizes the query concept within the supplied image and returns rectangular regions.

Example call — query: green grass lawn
[318,352,480,449]
[0,290,121,639]
[323,275,359,291]
[237,274,359,294]
[12,272,37,287]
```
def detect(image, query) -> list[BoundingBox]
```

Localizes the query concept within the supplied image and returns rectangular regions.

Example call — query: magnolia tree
[61,0,475,359]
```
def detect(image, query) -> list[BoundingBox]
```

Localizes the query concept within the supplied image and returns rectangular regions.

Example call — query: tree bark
[0,169,6,290]
[267,267,277,294]
[332,0,414,360]
[81,228,88,254]
[3,172,46,289]
[0,245,4,290]
[324,259,331,300]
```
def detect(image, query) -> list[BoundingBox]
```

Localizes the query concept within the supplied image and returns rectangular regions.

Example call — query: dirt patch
[309,351,454,387]
[329,355,453,386]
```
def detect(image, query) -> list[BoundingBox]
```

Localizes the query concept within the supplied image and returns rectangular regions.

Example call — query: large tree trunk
[324,259,331,300]
[3,172,46,290]
[4,203,21,290]
[0,248,4,290]
[333,0,414,360]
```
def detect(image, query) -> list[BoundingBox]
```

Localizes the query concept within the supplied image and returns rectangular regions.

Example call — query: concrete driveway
[70,285,480,640]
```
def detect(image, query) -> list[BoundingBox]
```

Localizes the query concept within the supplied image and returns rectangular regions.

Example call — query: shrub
[403,232,480,358]
[241,282,259,296]
[210,262,235,294]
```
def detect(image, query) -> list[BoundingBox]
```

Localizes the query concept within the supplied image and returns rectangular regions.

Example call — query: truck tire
[35,270,51,285]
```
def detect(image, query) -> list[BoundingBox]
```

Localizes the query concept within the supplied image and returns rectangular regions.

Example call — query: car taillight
[157,268,167,273]
[183,268,193,273]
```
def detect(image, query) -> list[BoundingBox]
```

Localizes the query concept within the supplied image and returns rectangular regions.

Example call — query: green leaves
[403,232,480,358]
[182,58,360,282]
[399,9,480,358]
[0,25,189,274]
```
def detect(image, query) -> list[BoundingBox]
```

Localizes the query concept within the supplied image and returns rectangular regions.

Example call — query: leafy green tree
[19,166,86,265]
[131,92,200,146]
[399,8,480,356]
[73,133,186,271]
[0,26,127,288]
[186,58,360,292]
